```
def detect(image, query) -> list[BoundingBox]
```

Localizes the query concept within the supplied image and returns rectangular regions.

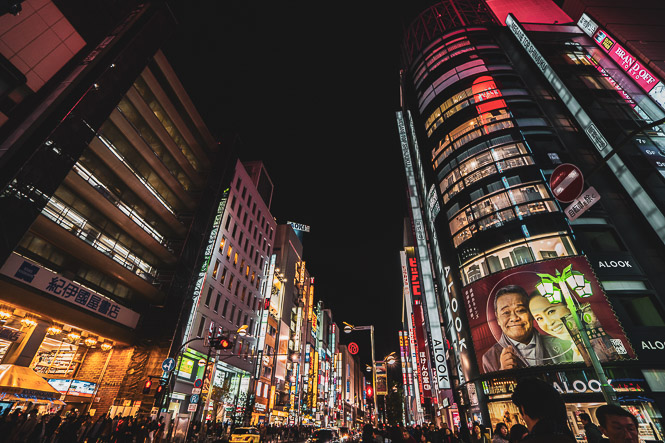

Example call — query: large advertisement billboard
[462,257,635,374]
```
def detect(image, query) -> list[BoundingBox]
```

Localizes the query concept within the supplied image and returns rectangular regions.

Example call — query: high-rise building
[0,2,235,417]
[170,159,276,423]
[398,0,665,437]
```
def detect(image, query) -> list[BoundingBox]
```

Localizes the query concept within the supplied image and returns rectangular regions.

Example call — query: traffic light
[211,334,233,350]
[366,384,373,401]
[142,379,152,394]
[218,336,231,349]
[154,378,167,407]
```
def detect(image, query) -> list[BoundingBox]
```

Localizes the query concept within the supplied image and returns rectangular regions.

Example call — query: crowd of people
[0,376,643,443]
[357,377,641,443]
[0,407,166,442]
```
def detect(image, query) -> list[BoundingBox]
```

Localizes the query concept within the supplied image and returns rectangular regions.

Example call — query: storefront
[0,301,120,416]
[481,368,664,441]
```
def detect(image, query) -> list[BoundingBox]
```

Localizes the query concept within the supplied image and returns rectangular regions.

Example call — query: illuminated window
[219,236,226,253]
[220,267,227,285]
[233,252,238,267]
[460,233,576,285]
[239,259,245,272]
[227,274,235,290]
[245,265,250,278]
[449,182,558,247]
[432,109,513,168]
[227,245,233,260]
[212,261,220,279]
[438,142,534,202]
[251,271,256,284]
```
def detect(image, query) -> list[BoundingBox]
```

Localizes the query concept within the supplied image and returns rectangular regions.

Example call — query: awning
[0,364,61,401]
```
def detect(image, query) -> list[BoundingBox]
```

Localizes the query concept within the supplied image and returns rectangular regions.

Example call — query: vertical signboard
[401,251,424,410]
[398,111,451,391]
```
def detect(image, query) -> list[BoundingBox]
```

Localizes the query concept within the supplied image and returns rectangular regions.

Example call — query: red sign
[550,163,584,203]
[348,342,359,355]
[593,28,658,93]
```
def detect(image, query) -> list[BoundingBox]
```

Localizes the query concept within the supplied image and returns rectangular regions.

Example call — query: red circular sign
[549,163,584,203]
[348,342,359,355]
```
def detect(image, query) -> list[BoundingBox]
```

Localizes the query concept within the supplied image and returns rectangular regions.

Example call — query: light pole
[344,322,378,425]
[535,264,618,406]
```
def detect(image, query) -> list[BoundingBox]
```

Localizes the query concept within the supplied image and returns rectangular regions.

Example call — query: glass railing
[41,196,157,281]
[72,163,171,252]
[94,130,176,216]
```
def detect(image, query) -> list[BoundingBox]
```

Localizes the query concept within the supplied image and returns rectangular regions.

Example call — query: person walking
[491,423,509,443]
[511,377,575,442]
[595,405,639,443]
[579,413,604,443]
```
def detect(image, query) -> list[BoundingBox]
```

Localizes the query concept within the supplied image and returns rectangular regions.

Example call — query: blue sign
[161,358,176,373]
[190,394,199,404]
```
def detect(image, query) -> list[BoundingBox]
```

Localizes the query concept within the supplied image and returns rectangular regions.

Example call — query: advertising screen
[462,256,635,374]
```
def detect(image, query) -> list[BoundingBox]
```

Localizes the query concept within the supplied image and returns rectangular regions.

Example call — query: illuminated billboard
[462,256,635,374]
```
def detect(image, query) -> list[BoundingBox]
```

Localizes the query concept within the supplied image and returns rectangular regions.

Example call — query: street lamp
[535,265,618,405]
[343,322,378,425]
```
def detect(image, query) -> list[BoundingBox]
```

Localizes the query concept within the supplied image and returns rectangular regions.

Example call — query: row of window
[438,142,534,204]
[449,182,558,247]
[412,28,494,89]
[201,286,258,329]
[116,96,194,192]
[233,176,275,242]
[133,75,201,172]
[460,232,577,286]
[433,109,514,169]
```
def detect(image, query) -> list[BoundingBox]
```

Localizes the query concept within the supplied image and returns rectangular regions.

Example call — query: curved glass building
[398,1,665,437]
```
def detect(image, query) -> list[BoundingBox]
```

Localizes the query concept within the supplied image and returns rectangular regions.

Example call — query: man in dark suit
[482,285,574,373]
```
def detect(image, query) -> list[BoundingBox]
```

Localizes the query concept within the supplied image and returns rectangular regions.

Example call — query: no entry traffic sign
[550,163,584,203]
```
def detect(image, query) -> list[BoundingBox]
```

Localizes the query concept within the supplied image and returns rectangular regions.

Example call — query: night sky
[163,1,436,364]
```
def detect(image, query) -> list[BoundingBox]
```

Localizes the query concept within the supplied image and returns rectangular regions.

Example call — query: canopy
[0,364,61,401]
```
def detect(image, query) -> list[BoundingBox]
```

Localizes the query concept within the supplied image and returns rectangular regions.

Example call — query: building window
[224,216,231,231]
[219,236,226,253]
[204,287,213,306]
[212,261,220,279]
[236,309,242,326]
[460,233,577,285]
[230,195,236,210]
[226,245,233,260]
[214,292,222,312]
[232,223,238,239]
[220,267,228,286]
[230,305,236,322]
[449,182,558,247]
[196,316,206,337]
[233,252,239,267]
[236,178,241,190]
[222,298,230,317]
[241,286,247,302]
[617,295,665,327]
[227,274,235,291]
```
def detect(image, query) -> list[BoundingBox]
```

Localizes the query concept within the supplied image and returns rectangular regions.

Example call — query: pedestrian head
[494,422,508,438]
[595,405,639,443]
[578,412,591,425]
[511,377,567,431]
[508,423,528,442]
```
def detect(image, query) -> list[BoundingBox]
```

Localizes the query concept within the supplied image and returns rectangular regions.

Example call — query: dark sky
[163,1,435,363]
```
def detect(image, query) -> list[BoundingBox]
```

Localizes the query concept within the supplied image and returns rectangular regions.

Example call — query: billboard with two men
[462,256,635,374]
